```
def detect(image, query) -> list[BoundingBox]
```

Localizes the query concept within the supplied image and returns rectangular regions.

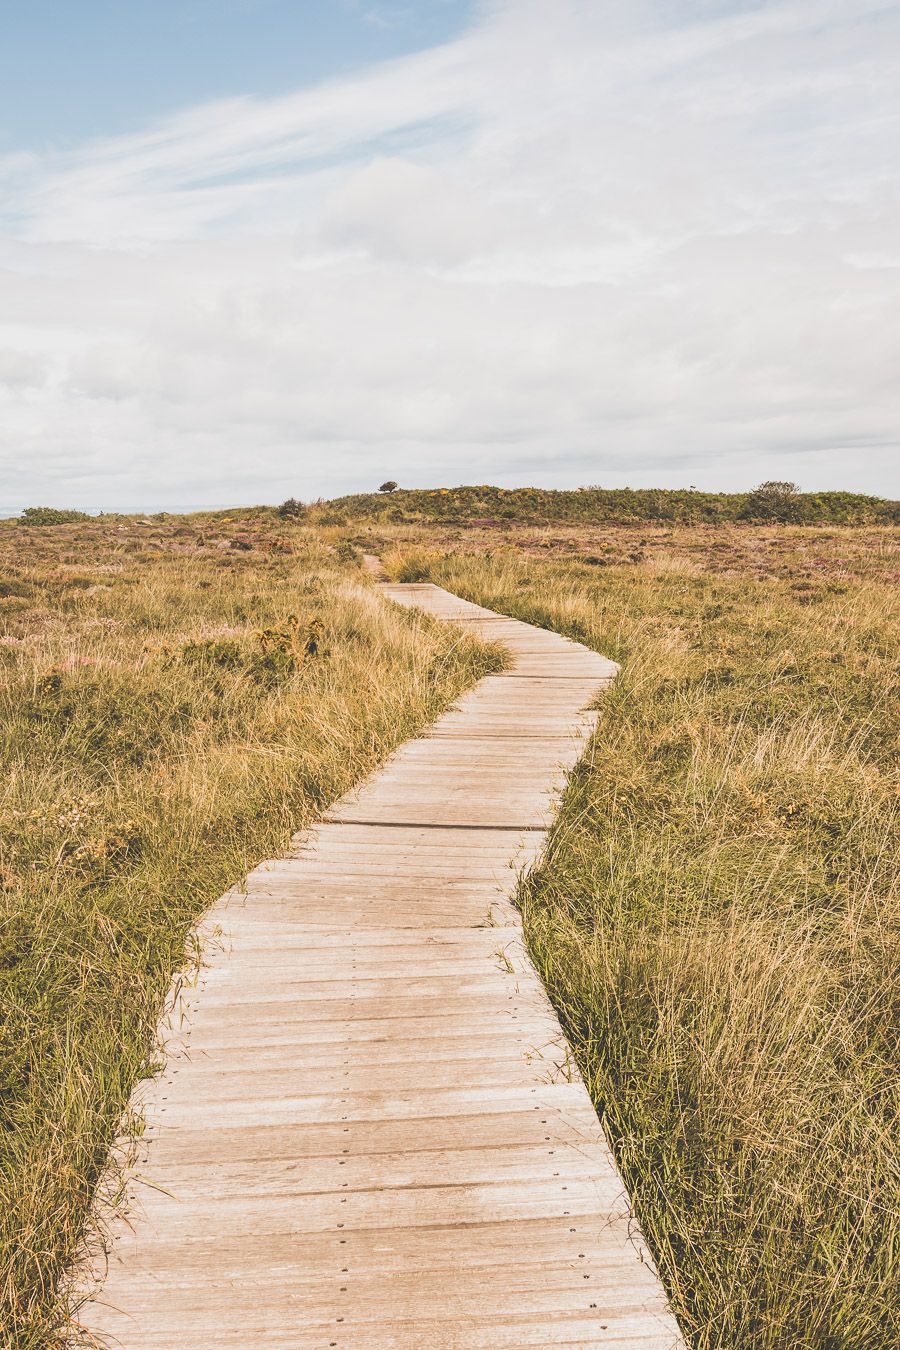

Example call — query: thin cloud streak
[1,0,898,511]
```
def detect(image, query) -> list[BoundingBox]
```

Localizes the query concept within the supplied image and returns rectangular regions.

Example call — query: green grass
[0,514,503,1346]
[390,542,900,1348]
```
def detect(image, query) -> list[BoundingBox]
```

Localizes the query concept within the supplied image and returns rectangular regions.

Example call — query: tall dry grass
[410,545,900,1348]
[0,516,502,1346]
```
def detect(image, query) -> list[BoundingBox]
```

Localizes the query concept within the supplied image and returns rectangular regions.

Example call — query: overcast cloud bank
[1,0,899,511]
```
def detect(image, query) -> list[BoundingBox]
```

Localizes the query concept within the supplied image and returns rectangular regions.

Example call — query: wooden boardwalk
[78,584,682,1349]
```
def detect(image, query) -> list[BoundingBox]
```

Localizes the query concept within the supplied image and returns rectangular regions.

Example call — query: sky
[1,0,898,513]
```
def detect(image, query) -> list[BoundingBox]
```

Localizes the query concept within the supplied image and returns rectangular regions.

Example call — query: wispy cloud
[1,0,898,510]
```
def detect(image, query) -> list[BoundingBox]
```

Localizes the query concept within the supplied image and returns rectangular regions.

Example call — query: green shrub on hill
[326,484,899,527]
[739,480,804,522]
[18,507,90,526]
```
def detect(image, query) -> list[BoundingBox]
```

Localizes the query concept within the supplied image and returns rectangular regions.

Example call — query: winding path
[79,583,682,1349]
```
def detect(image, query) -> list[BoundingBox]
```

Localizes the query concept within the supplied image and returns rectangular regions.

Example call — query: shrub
[181,620,322,688]
[335,541,361,566]
[325,484,900,527]
[378,481,398,494]
[18,507,89,526]
[0,578,33,599]
[181,638,244,670]
[276,498,305,519]
[741,481,806,523]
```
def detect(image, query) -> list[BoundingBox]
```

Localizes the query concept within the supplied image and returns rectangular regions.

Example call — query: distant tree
[276,497,305,518]
[378,481,398,494]
[741,480,805,523]
[757,480,800,498]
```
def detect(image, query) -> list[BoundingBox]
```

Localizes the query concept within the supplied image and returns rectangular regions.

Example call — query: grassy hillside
[324,483,900,527]
[0,512,502,1345]
[383,532,900,1348]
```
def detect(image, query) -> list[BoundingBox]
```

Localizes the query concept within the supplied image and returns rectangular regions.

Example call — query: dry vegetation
[3,502,897,1348]
[382,524,900,1348]
[0,512,502,1346]
[371,518,900,584]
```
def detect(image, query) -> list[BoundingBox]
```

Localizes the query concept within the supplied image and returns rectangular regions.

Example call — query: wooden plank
[160,1013,563,1053]
[139,1111,609,1162]
[76,582,682,1349]
[88,1214,652,1275]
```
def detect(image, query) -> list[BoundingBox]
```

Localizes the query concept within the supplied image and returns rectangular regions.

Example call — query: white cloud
[1,0,898,511]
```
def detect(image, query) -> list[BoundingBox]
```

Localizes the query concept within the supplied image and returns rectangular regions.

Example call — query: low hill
[327,484,900,526]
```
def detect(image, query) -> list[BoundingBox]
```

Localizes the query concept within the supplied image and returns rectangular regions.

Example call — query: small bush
[0,578,33,599]
[335,541,361,567]
[741,481,806,523]
[378,480,398,494]
[181,620,322,688]
[18,507,89,526]
[181,639,244,670]
[276,498,305,519]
